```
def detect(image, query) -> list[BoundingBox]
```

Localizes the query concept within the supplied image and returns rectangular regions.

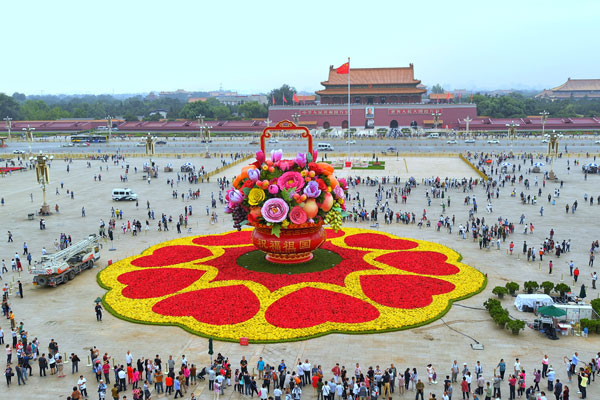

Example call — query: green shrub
[492,286,509,298]
[524,281,539,294]
[554,283,571,295]
[590,299,600,315]
[541,281,555,295]
[484,298,501,311]
[505,282,520,294]
[506,319,526,334]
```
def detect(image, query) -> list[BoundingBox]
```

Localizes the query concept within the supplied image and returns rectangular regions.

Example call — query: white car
[345,140,356,144]
[268,139,279,143]
[62,143,74,147]
[12,149,25,154]
[595,140,600,144]
[487,139,500,144]
[136,142,146,147]
[446,140,458,144]
[465,139,476,143]
[541,139,549,143]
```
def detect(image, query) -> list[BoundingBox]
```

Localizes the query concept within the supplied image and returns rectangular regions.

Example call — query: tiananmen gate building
[269,64,477,129]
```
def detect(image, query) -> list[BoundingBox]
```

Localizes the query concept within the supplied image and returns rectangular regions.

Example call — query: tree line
[0,92,269,121]
[2,88,599,122]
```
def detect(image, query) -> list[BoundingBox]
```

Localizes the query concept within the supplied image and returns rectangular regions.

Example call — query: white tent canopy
[514,294,554,311]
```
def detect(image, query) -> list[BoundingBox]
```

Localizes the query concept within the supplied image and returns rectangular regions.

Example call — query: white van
[112,188,138,201]
[428,132,440,138]
[317,143,334,151]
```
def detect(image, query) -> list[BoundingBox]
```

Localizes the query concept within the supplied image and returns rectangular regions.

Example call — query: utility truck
[31,234,100,287]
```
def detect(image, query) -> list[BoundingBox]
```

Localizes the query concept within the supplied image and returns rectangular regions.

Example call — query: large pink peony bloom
[289,206,308,225]
[261,198,289,223]
[277,171,304,193]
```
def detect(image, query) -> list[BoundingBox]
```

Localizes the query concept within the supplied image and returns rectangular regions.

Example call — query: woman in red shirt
[508,375,517,400]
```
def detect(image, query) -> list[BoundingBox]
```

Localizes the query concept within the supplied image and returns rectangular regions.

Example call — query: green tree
[122,113,139,122]
[431,84,444,94]
[213,105,231,120]
[0,93,23,119]
[143,113,162,121]
[238,101,268,118]
[269,84,297,106]
[179,101,213,119]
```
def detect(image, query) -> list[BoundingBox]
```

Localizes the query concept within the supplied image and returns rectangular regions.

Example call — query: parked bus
[71,134,107,143]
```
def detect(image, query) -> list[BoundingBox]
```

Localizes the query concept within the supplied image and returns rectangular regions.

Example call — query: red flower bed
[152,285,260,325]
[360,275,455,309]
[265,287,380,328]
[131,245,213,267]
[344,233,418,250]
[119,269,206,299]
[374,251,460,275]
[204,241,377,292]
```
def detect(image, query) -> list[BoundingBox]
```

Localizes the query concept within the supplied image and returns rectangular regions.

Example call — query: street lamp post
[464,116,472,139]
[506,121,519,154]
[204,125,212,158]
[196,115,205,140]
[105,115,113,141]
[548,130,559,180]
[540,110,549,137]
[145,133,155,156]
[432,111,441,131]
[23,124,35,142]
[3,116,12,141]
[29,151,53,215]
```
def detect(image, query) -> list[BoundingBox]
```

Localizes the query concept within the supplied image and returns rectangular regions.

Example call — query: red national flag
[335,62,349,74]
[470,93,473,103]
[293,93,299,103]
[458,92,462,100]
[446,92,450,102]
[272,95,275,105]
[283,94,287,104]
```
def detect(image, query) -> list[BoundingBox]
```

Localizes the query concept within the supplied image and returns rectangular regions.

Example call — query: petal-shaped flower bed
[98,228,486,342]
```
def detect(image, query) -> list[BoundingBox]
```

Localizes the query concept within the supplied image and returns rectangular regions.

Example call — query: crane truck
[31,234,101,287]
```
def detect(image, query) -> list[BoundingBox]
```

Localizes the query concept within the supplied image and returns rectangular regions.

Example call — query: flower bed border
[97,231,486,343]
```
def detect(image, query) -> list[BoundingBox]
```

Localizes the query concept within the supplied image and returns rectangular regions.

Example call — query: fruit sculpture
[225,121,348,263]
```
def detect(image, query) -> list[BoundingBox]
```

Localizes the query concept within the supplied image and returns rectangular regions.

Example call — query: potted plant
[505,282,520,296]
[484,298,501,311]
[494,313,510,329]
[524,281,539,294]
[541,281,555,295]
[492,286,509,299]
[506,319,526,335]
[554,283,571,297]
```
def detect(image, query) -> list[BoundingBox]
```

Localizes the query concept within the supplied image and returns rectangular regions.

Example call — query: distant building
[215,94,268,105]
[428,93,455,104]
[315,64,426,105]
[536,78,600,99]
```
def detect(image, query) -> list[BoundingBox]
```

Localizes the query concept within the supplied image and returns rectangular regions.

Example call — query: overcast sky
[1,0,597,95]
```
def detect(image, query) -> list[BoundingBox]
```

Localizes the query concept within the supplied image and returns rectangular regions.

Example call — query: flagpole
[347,57,351,160]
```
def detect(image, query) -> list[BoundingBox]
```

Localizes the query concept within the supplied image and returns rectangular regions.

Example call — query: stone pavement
[0,150,599,399]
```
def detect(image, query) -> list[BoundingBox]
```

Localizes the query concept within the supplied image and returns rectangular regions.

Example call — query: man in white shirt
[274,387,283,400]
[292,385,302,400]
[513,358,521,374]
[302,360,311,385]
[125,351,133,366]
[78,375,88,397]
[322,382,330,400]
[118,367,127,391]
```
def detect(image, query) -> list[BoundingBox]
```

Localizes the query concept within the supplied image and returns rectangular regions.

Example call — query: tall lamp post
[540,110,549,137]
[23,124,35,142]
[145,133,155,156]
[291,113,300,125]
[506,121,519,154]
[30,151,53,215]
[432,111,441,131]
[196,115,205,140]
[464,116,472,139]
[203,124,212,158]
[548,130,559,180]
[3,116,12,141]
[105,115,113,141]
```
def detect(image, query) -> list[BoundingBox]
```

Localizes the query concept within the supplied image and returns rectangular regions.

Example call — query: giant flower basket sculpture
[226,120,347,264]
